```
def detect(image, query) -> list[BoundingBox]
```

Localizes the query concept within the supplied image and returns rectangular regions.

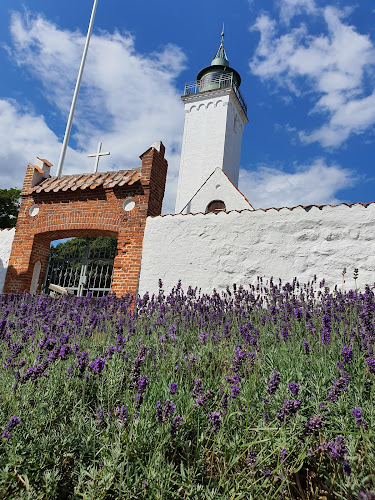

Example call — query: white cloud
[3,11,187,213]
[0,10,360,217]
[250,6,375,147]
[279,0,317,25]
[0,99,81,187]
[239,159,356,208]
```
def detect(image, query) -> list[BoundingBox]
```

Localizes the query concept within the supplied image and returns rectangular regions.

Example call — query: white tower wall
[175,88,248,214]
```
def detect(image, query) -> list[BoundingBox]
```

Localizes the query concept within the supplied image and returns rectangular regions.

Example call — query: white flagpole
[56,0,99,177]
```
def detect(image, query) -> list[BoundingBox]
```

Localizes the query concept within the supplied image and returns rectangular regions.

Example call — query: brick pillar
[140,141,168,216]
[111,142,168,298]
[4,231,51,294]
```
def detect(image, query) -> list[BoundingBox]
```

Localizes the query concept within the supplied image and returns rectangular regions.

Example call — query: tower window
[206,200,226,213]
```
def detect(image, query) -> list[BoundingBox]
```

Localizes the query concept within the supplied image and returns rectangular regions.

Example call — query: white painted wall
[183,168,253,214]
[139,203,375,295]
[175,87,248,214]
[0,228,15,293]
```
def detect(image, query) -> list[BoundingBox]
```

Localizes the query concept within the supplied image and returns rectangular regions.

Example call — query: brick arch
[4,142,168,298]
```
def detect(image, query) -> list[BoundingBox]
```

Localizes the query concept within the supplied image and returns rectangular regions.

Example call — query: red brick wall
[4,143,168,300]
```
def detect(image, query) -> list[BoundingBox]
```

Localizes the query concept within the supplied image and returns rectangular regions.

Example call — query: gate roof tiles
[31,168,141,194]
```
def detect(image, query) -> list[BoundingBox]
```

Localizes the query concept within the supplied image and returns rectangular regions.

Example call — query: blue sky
[1,0,375,213]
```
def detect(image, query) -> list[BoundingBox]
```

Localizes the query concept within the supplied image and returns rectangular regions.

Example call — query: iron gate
[43,240,117,297]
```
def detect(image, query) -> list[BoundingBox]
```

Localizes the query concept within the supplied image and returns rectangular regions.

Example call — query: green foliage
[0,188,21,228]
[50,237,117,259]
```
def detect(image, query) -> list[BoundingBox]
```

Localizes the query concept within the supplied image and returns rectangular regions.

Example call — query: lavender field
[0,277,374,499]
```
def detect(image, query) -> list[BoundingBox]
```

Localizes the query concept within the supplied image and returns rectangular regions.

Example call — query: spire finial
[213,23,228,63]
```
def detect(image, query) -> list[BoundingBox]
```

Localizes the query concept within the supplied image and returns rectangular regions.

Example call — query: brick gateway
[3,142,168,299]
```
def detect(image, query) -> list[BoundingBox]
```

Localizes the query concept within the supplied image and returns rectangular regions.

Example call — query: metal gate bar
[43,239,117,297]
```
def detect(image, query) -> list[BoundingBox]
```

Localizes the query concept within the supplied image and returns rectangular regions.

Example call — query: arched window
[206,200,226,213]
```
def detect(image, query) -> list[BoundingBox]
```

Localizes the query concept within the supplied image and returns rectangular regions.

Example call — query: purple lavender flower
[303,340,311,355]
[366,357,375,375]
[115,405,128,426]
[304,414,325,435]
[351,407,362,420]
[131,354,145,387]
[170,415,183,435]
[351,407,368,431]
[226,374,241,386]
[138,376,150,393]
[48,349,59,363]
[341,345,353,364]
[360,492,375,500]
[276,399,301,423]
[231,346,247,372]
[280,448,288,462]
[343,459,351,477]
[318,435,350,476]
[288,381,300,397]
[59,344,72,361]
[77,350,89,374]
[231,384,241,398]
[280,326,289,342]
[95,408,103,425]
[156,399,175,423]
[198,331,208,344]
[195,389,214,408]
[156,401,163,423]
[267,370,281,395]
[208,412,222,433]
[105,345,115,360]
[191,379,203,398]
[321,314,331,344]
[2,415,20,439]
[294,308,303,321]
[327,367,350,402]
[221,393,229,414]
[169,383,177,395]
[89,357,106,374]
[246,450,257,467]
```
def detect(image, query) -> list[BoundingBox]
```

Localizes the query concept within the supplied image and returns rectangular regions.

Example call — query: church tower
[175,30,250,214]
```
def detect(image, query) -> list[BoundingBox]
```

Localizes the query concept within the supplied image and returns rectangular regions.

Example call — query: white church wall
[0,228,15,293]
[138,203,375,296]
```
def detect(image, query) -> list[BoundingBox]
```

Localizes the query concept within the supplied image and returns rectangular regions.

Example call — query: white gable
[180,168,253,214]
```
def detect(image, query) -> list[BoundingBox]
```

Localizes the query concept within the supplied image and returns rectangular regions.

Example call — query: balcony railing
[183,72,247,117]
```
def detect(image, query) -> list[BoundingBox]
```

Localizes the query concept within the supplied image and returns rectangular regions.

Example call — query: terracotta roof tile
[44,177,65,193]
[103,171,124,189]
[31,168,141,194]
[36,157,53,167]
[30,163,44,174]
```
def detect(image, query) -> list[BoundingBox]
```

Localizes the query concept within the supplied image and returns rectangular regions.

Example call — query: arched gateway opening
[43,236,118,297]
[4,142,168,299]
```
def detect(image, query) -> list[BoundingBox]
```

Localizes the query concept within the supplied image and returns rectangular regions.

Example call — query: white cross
[87,142,110,173]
